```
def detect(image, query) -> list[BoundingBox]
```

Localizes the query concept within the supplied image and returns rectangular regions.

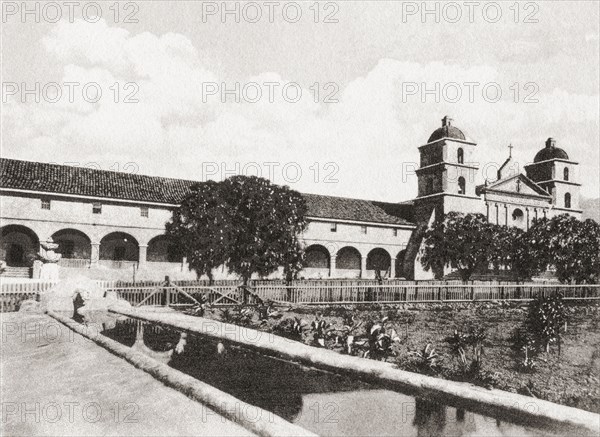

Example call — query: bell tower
[404,116,485,280]
[524,138,581,218]
[413,116,484,224]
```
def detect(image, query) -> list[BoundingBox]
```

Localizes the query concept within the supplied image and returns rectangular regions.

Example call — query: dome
[427,116,466,143]
[533,138,569,162]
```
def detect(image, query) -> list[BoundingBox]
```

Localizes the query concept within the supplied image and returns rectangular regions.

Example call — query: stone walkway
[0,312,254,437]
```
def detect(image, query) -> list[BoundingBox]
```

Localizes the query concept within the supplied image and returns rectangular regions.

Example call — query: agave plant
[410,343,440,371]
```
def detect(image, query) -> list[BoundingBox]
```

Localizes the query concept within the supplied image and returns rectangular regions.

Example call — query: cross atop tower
[508,143,513,158]
[441,115,453,127]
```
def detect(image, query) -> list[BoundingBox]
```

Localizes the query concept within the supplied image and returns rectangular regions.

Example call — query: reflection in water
[99,318,587,437]
[413,398,446,437]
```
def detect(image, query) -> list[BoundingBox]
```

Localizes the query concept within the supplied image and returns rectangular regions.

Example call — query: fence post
[165,276,171,306]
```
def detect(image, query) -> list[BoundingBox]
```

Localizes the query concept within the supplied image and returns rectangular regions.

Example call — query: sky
[2,0,599,201]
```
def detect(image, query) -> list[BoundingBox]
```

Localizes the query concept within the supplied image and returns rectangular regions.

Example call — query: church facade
[0,116,582,281]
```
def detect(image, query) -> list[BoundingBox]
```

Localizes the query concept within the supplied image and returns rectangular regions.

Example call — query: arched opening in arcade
[395,249,407,278]
[336,246,362,278]
[304,244,330,277]
[100,232,139,262]
[0,225,39,267]
[52,229,91,260]
[366,248,391,278]
[147,235,182,263]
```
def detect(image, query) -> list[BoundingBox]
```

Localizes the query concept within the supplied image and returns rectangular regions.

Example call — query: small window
[141,206,149,218]
[92,203,102,214]
[393,228,398,237]
[457,148,464,164]
[564,193,571,209]
[458,177,466,195]
[41,199,51,210]
[330,223,337,232]
[360,225,367,234]
[563,167,569,181]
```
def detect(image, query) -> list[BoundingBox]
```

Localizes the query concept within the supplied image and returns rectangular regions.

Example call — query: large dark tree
[167,176,308,285]
[166,180,233,283]
[526,215,600,284]
[421,212,495,281]
[220,175,308,285]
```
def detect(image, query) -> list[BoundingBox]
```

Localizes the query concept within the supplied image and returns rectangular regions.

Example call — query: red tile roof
[0,158,414,226]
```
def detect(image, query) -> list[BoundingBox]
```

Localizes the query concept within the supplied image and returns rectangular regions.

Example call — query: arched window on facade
[563,167,569,181]
[564,192,571,209]
[458,177,466,195]
[457,148,464,164]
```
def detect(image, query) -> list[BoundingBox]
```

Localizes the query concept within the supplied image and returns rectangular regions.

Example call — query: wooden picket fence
[2,278,599,312]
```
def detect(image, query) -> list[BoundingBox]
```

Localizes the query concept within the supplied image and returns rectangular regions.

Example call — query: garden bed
[201,300,600,414]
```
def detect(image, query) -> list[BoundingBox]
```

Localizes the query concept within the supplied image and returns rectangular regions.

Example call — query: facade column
[390,258,396,279]
[329,255,337,278]
[504,204,508,226]
[361,256,368,279]
[495,204,499,224]
[138,245,148,268]
[526,208,530,230]
[90,242,100,267]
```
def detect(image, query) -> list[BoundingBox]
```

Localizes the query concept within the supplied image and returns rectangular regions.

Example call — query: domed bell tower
[524,138,581,218]
[404,116,485,279]
[413,116,484,223]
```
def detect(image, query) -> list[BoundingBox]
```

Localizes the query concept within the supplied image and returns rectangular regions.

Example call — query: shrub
[526,294,568,354]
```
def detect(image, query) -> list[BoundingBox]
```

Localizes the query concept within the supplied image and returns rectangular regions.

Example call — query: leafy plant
[184,294,210,317]
[219,307,254,326]
[510,327,539,372]
[526,294,568,353]
[363,317,401,361]
[257,300,283,322]
[332,314,365,355]
[446,325,487,375]
[311,316,333,347]
[409,343,441,372]
[446,329,469,373]
[274,317,306,341]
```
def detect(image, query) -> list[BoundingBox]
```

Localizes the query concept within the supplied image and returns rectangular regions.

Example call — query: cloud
[3,19,599,200]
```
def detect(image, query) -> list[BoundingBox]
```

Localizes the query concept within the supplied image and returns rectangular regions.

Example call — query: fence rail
[252,283,600,304]
[2,279,599,312]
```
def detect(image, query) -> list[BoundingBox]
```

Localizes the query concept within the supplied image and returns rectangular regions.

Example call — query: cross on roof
[508,143,513,158]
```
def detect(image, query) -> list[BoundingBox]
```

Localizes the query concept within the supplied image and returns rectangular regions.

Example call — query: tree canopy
[421,212,494,281]
[421,211,600,283]
[166,175,308,284]
[526,215,600,284]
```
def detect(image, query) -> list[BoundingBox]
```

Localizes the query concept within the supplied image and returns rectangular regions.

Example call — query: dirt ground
[205,300,600,414]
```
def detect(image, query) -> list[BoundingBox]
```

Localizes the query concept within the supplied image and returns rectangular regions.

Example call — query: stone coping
[47,310,316,437]
[112,307,600,435]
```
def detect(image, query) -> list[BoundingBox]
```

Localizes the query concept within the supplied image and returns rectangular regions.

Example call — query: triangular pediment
[484,174,550,198]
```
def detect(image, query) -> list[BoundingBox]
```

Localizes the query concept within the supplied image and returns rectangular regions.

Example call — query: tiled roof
[0,158,196,204]
[302,193,414,226]
[0,158,414,226]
